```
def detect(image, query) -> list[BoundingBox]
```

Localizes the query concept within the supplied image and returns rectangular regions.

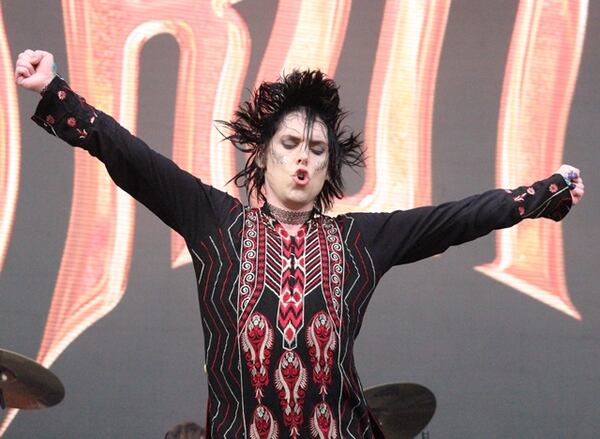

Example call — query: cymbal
[364,382,436,439]
[0,349,65,410]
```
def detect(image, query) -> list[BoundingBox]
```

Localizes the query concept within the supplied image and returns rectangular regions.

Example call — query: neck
[265,202,313,225]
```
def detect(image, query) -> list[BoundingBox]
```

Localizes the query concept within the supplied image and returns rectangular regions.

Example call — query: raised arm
[355,170,584,274]
[15,50,240,240]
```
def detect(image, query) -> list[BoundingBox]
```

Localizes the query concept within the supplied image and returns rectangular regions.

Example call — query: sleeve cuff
[541,173,573,221]
[30,75,72,137]
[30,76,98,147]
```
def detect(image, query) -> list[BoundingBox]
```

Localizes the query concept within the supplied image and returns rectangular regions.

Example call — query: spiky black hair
[219,69,365,211]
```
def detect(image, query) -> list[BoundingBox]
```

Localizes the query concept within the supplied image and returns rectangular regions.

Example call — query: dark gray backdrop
[1,1,599,437]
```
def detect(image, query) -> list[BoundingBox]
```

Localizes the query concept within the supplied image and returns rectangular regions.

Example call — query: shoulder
[319,210,393,240]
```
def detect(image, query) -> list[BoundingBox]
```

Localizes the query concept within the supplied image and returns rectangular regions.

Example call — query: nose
[296,144,308,165]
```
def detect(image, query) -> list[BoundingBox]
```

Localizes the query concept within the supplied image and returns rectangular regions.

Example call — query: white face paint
[262,111,329,211]
[270,147,290,166]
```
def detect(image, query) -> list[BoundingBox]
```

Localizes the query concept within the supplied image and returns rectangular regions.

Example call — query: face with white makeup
[222,70,365,213]
[260,110,329,212]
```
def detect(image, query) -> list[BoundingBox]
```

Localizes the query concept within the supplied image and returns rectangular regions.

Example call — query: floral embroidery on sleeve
[32,77,100,146]
[508,175,572,221]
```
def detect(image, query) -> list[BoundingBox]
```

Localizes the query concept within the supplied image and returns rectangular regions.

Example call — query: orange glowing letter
[476,0,588,319]
[0,4,20,274]
[332,0,451,214]
[255,0,351,84]
[34,0,250,375]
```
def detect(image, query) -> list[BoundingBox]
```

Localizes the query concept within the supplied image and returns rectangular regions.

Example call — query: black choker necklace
[265,203,313,225]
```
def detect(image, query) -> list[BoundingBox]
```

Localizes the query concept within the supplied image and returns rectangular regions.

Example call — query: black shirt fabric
[32,75,572,438]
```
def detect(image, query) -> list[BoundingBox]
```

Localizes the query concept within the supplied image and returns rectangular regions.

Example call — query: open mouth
[293,170,310,185]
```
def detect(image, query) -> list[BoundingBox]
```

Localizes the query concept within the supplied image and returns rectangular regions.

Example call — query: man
[15,49,584,438]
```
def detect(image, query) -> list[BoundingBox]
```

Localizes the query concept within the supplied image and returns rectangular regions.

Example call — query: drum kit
[0,347,435,438]
[0,349,64,410]
[364,382,436,438]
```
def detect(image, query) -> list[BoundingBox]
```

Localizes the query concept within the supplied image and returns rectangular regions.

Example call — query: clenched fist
[555,164,584,205]
[14,49,56,93]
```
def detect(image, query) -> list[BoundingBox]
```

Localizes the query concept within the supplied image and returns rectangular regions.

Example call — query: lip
[292,169,310,187]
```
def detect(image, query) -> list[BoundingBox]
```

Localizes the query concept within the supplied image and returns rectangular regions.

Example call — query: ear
[255,148,266,169]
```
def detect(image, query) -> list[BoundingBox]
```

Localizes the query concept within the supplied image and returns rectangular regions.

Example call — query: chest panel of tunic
[238,211,343,342]
[237,210,345,438]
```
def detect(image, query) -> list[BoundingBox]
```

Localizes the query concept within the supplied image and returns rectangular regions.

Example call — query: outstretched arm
[15,50,240,240]
[356,169,584,274]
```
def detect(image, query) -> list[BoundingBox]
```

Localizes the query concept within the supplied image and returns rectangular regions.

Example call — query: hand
[15,49,56,93]
[555,164,584,205]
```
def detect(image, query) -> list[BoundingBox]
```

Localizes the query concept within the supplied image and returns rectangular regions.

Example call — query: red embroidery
[309,402,338,438]
[275,351,308,438]
[276,223,306,350]
[549,183,558,193]
[238,209,266,331]
[318,218,344,329]
[306,311,337,396]
[67,117,77,127]
[240,313,274,401]
[57,90,66,100]
[518,206,525,216]
[249,404,279,439]
[45,114,55,124]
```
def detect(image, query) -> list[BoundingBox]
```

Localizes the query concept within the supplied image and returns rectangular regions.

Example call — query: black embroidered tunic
[32,76,572,438]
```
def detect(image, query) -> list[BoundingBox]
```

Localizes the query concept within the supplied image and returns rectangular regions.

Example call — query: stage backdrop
[1,1,599,437]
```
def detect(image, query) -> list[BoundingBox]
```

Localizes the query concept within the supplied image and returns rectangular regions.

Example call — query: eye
[311,144,327,155]
[282,139,298,149]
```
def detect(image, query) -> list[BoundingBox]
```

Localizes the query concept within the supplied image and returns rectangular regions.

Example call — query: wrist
[39,74,57,95]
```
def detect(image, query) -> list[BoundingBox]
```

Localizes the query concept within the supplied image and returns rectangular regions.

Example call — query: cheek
[313,157,328,173]
[270,149,290,166]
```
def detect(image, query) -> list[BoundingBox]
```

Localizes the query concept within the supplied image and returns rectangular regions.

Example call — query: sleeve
[353,174,573,274]
[30,75,240,241]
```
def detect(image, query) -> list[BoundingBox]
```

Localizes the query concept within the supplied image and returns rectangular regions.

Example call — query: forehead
[275,111,328,142]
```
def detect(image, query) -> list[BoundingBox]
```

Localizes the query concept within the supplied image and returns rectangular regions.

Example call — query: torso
[190,206,382,438]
